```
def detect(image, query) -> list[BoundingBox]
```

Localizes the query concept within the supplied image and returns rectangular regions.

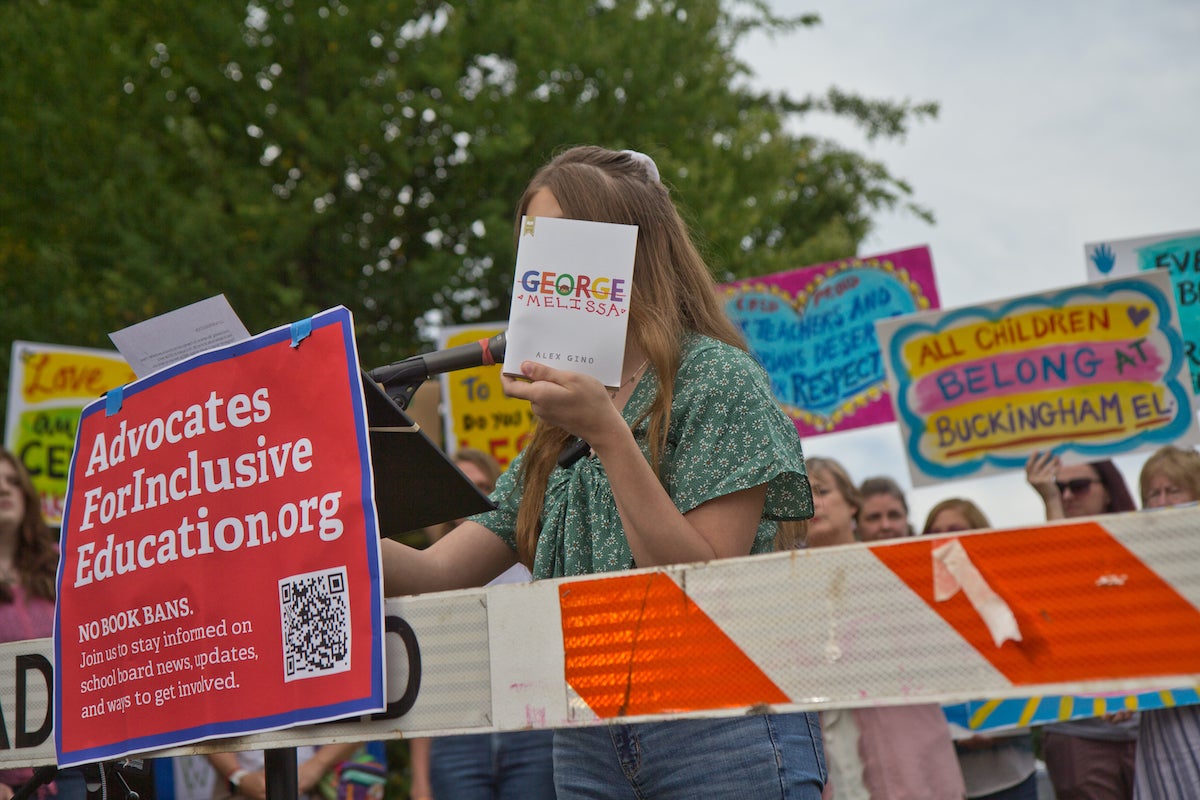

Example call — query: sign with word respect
[439,324,534,466]
[1085,227,1200,399]
[54,307,385,766]
[4,342,136,526]
[877,271,1199,485]
[721,247,940,436]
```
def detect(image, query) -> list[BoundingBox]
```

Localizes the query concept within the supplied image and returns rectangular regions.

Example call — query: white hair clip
[620,149,661,184]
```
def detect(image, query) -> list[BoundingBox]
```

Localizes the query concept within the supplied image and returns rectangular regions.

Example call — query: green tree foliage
[0,0,934,403]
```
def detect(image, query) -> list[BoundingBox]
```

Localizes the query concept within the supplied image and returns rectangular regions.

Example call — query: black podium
[260,372,496,800]
[361,370,496,534]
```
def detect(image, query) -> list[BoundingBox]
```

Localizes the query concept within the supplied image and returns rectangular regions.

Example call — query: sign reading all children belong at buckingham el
[54,306,385,767]
[877,271,1200,486]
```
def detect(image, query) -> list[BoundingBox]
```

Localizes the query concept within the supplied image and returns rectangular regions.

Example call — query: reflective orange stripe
[871,522,1200,686]
[560,572,788,718]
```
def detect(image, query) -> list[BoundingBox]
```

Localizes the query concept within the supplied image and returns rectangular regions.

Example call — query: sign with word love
[54,307,385,767]
[5,342,136,526]
[1085,227,1200,400]
[877,271,1200,485]
[721,247,939,436]
[438,324,534,466]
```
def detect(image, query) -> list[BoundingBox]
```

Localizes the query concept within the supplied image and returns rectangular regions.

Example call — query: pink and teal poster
[722,246,940,437]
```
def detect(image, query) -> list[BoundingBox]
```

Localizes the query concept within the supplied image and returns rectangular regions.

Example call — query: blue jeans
[553,713,826,799]
[974,772,1039,800]
[430,729,557,800]
[53,767,88,800]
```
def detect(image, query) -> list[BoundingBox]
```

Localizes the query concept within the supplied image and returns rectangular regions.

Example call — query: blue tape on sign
[290,318,313,348]
[105,386,124,416]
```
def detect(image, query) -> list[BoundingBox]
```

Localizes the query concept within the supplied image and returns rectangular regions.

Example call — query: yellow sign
[5,342,135,525]
[438,325,534,467]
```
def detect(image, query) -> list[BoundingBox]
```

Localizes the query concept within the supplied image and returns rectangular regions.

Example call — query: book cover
[502,215,638,387]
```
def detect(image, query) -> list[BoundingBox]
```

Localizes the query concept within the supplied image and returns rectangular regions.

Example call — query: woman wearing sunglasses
[1025,451,1136,522]
[1025,451,1139,800]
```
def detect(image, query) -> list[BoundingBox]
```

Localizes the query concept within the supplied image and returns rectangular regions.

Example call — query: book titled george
[502,215,638,388]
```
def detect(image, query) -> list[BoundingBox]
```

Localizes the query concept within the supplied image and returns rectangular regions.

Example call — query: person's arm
[206,752,264,799]
[408,738,434,800]
[597,420,765,565]
[502,362,766,567]
[381,520,517,597]
[297,741,362,794]
[1025,451,1066,520]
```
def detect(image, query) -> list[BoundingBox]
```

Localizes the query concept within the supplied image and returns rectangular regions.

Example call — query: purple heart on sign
[1126,306,1151,328]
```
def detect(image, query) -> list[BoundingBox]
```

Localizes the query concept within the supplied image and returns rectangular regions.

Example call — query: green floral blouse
[473,335,813,580]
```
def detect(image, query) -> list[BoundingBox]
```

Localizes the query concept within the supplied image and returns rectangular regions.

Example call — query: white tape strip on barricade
[7,505,1200,767]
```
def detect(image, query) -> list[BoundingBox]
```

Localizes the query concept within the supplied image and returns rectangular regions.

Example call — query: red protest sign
[54,307,384,766]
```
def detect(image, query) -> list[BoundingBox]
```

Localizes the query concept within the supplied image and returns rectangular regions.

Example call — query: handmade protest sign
[54,306,385,767]
[721,247,939,436]
[438,323,534,466]
[4,342,135,526]
[1085,227,1200,399]
[944,686,1200,735]
[877,271,1200,485]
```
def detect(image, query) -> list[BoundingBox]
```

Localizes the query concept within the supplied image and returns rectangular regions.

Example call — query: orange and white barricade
[5,505,1199,766]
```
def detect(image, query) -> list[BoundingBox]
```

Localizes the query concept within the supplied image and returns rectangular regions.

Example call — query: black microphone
[558,437,591,468]
[371,331,506,386]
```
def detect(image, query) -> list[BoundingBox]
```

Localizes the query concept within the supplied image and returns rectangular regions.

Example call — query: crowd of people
[3,145,1198,799]
[373,147,1200,799]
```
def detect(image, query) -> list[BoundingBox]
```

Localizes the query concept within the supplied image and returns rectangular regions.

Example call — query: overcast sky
[736,0,1200,528]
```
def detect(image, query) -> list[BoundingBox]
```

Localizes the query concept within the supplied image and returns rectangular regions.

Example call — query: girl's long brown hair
[513,146,745,566]
[0,449,58,602]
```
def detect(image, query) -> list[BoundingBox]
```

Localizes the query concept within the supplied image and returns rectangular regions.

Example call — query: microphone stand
[381,378,423,412]
[374,362,432,412]
[264,748,299,800]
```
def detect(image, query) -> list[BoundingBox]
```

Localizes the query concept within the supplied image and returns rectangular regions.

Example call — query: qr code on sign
[279,566,351,682]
